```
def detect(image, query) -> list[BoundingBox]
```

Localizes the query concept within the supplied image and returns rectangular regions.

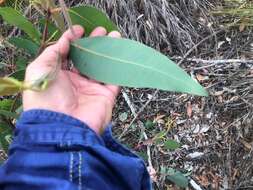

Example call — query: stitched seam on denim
[69,152,73,182]
[78,152,82,190]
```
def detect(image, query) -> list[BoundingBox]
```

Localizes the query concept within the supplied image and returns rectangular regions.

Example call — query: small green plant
[0,0,208,187]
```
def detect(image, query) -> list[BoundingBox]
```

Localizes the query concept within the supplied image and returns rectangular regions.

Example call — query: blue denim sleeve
[0,110,152,190]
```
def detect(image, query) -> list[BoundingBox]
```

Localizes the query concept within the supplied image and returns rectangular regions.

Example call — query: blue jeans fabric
[0,110,152,190]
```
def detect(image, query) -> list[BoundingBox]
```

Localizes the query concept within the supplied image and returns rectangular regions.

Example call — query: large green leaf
[69,6,118,36]
[70,37,208,96]
[0,7,41,43]
[9,37,39,56]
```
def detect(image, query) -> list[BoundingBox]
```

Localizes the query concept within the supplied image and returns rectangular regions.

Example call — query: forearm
[0,110,151,190]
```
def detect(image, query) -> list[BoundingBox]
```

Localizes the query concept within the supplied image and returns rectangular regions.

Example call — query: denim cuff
[13,109,105,148]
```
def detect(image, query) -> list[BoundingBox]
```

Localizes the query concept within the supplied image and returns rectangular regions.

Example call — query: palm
[60,70,118,133]
[23,26,120,134]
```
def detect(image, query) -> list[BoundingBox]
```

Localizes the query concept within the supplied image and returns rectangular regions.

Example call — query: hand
[23,25,121,134]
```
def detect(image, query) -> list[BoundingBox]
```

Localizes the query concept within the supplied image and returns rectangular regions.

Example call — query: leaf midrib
[71,42,193,88]
[68,9,95,28]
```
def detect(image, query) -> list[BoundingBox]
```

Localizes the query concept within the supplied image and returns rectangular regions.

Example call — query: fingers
[57,25,84,59]
[32,25,84,68]
[89,26,107,37]
[107,31,121,38]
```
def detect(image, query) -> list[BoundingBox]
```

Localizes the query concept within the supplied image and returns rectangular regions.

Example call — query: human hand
[23,25,121,134]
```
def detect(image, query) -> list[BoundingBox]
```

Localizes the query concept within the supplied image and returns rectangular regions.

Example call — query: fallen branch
[173,57,253,70]
[172,57,253,67]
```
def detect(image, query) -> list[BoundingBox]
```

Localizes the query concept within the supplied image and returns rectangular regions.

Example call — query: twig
[119,89,159,139]
[121,89,137,116]
[37,8,51,55]
[173,57,253,70]
[143,130,153,167]
[174,57,253,64]
[190,178,203,190]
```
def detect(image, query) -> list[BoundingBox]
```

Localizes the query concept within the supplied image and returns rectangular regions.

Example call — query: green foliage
[161,166,189,188]
[166,169,189,188]
[15,57,28,70]
[164,140,181,151]
[0,122,12,153]
[144,120,155,129]
[9,37,39,56]
[69,6,118,36]
[70,37,208,96]
[213,0,253,28]
[0,100,15,153]
[0,99,13,111]
[9,69,26,81]
[0,7,41,43]
[0,110,18,119]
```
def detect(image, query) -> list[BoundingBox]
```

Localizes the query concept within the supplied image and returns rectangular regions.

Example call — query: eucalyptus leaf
[9,37,39,56]
[69,6,118,36]
[70,37,208,96]
[0,7,41,43]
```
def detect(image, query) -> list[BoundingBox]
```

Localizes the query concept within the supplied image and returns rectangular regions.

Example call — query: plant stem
[37,8,51,55]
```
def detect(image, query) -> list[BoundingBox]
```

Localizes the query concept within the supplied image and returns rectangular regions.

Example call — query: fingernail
[108,31,121,38]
